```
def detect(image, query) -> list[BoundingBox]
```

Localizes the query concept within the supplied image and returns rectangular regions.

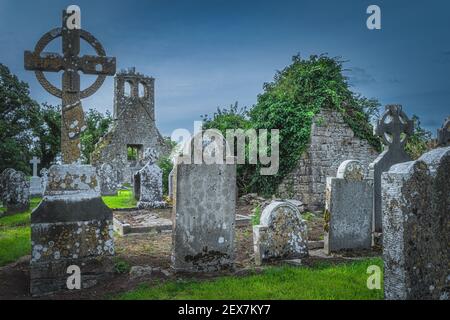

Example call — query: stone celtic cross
[29,157,41,177]
[376,105,413,150]
[24,9,116,164]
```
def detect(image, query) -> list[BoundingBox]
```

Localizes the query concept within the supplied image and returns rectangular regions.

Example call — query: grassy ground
[102,190,137,209]
[117,258,384,300]
[0,191,136,266]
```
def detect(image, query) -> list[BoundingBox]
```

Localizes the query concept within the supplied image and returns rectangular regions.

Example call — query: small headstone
[324,160,373,254]
[98,163,118,196]
[172,139,237,272]
[40,168,48,194]
[382,146,449,300]
[29,157,43,197]
[369,105,413,232]
[135,149,166,209]
[437,116,450,147]
[168,167,175,199]
[0,168,30,216]
[253,201,308,265]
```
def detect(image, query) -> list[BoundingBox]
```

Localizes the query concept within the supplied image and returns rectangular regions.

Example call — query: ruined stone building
[277,108,379,211]
[91,68,170,184]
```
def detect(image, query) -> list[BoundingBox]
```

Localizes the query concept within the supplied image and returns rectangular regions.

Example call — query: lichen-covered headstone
[369,105,413,232]
[135,148,166,209]
[382,147,449,300]
[0,168,30,216]
[437,116,450,147]
[253,201,308,265]
[171,139,237,272]
[98,163,118,196]
[324,160,373,254]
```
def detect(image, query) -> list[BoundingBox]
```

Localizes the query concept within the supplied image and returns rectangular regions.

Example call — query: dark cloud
[347,67,376,86]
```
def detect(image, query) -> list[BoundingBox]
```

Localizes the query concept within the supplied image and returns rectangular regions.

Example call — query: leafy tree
[0,63,39,174]
[405,115,433,160]
[80,109,112,164]
[31,103,61,169]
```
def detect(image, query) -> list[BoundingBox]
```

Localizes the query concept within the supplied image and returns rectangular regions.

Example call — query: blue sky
[0,0,449,136]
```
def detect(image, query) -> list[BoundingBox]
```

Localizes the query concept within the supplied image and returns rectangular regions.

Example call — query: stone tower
[91,68,170,184]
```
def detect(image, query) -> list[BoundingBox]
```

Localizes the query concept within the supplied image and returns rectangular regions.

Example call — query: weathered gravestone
[135,148,166,209]
[98,163,118,196]
[253,201,308,265]
[0,169,30,216]
[369,105,413,232]
[40,168,48,195]
[382,146,449,300]
[171,136,237,272]
[29,157,43,197]
[25,8,116,296]
[324,160,373,254]
[437,117,449,147]
[168,167,175,199]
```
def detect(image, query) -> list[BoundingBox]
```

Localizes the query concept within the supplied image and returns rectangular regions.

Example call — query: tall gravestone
[382,147,449,300]
[437,117,449,147]
[369,105,413,232]
[135,149,166,209]
[98,163,118,196]
[324,160,373,254]
[0,169,30,216]
[171,139,237,272]
[40,168,49,195]
[168,167,175,200]
[29,157,43,197]
[253,201,308,265]
[25,8,116,296]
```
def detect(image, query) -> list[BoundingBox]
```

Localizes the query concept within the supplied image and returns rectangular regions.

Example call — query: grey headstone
[382,146,449,300]
[40,168,48,195]
[0,168,30,216]
[135,148,166,209]
[324,160,373,254]
[253,201,308,265]
[172,160,236,272]
[98,163,118,196]
[437,116,450,147]
[369,105,413,232]
[168,167,175,199]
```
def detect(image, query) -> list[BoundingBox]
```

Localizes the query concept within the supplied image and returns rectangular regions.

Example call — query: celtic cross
[376,105,414,150]
[24,9,116,164]
[29,157,41,177]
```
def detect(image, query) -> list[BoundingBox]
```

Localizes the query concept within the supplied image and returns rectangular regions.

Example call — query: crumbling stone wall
[91,68,170,184]
[277,108,378,211]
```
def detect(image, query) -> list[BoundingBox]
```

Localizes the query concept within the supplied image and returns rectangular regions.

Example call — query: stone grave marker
[437,116,449,147]
[135,148,166,209]
[382,146,449,300]
[0,168,30,216]
[24,8,116,296]
[324,160,373,254]
[29,157,43,196]
[253,201,308,265]
[369,105,413,232]
[98,163,118,196]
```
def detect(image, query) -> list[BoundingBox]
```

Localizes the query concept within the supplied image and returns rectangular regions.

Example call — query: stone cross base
[30,165,114,296]
[29,176,43,197]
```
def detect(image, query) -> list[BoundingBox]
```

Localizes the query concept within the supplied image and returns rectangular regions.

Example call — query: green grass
[102,190,137,209]
[0,192,136,266]
[116,258,384,300]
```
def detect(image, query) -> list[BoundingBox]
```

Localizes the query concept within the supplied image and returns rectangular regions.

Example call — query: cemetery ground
[0,190,383,300]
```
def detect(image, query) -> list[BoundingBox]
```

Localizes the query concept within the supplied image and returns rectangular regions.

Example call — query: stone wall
[277,108,378,211]
[91,68,170,184]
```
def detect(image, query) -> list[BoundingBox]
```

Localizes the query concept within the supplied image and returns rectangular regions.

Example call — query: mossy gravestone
[253,201,308,265]
[382,147,449,300]
[25,9,116,296]
[0,168,30,216]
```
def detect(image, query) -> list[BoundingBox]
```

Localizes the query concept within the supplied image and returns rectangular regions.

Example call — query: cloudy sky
[0,0,449,136]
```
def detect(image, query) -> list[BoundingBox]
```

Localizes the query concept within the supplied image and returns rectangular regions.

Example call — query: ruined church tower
[91,68,170,184]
